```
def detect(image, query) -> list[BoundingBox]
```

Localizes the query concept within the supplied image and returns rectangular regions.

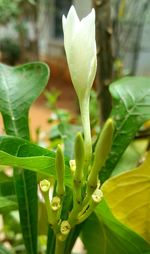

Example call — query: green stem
[73,180,82,207]
[68,205,80,228]
[79,97,92,175]
[55,238,66,254]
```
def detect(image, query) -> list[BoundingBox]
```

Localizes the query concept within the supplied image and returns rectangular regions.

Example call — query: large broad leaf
[82,200,150,254]
[0,62,49,253]
[0,63,49,138]
[100,77,150,183]
[102,152,150,243]
[0,136,72,187]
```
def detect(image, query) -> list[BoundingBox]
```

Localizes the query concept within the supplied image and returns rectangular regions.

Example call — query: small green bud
[88,118,114,188]
[55,145,65,197]
[74,132,85,181]
[94,118,114,170]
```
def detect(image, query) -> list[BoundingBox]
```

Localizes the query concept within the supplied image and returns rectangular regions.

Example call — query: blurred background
[0,0,150,137]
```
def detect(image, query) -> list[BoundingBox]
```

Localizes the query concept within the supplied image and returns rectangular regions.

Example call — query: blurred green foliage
[0,0,22,23]
[0,38,20,65]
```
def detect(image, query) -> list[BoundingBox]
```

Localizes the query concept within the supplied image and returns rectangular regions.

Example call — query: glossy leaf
[0,62,49,253]
[102,152,150,243]
[0,63,49,138]
[0,136,72,187]
[82,200,150,254]
[100,77,150,183]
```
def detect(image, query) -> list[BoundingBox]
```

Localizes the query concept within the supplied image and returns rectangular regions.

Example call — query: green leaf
[0,62,49,253]
[111,139,148,176]
[0,171,15,196]
[0,62,49,138]
[46,226,56,254]
[0,196,17,213]
[82,200,150,254]
[102,152,150,243]
[58,123,82,159]
[0,136,72,187]
[100,77,150,183]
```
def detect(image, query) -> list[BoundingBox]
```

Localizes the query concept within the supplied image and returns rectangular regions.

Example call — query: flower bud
[62,5,97,101]
[74,132,85,181]
[88,119,114,189]
[55,145,65,198]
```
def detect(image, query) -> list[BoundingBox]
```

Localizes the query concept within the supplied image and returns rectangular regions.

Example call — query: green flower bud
[55,145,65,198]
[74,132,85,181]
[88,118,114,189]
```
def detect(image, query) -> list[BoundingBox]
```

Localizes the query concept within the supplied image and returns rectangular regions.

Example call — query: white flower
[62,6,97,101]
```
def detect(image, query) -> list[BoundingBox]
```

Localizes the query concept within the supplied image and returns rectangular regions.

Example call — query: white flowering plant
[0,5,150,254]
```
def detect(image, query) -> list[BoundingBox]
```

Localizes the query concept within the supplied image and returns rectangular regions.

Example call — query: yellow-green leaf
[102,152,150,243]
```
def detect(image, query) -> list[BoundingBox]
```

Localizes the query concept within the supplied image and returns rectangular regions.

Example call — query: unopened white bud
[62,6,97,101]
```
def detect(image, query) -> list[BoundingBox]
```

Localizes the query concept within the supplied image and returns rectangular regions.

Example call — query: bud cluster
[39,5,114,249]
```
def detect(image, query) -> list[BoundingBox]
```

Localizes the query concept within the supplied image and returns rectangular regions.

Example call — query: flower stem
[79,97,92,175]
[55,238,66,254]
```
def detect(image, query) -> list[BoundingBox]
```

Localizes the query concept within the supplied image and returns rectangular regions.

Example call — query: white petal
[62,5,80,60]
[67,5,80,23]
[62,15,67,29]
[68,8,96,96]
[81,8,95,27]
[80,8,95,43]
[65,5,80,36]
